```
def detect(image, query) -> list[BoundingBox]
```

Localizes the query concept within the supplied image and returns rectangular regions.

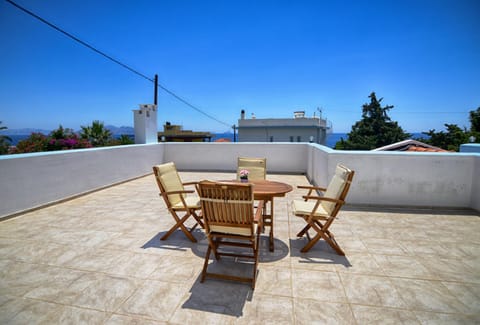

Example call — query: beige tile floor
[0,172,479,324]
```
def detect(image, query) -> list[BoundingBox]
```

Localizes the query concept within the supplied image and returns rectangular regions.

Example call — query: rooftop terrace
[1,171,479,324]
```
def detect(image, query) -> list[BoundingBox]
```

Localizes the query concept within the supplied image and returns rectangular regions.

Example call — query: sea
[211,132,427,148]
[3,132,426,149]
[207,132,350,147]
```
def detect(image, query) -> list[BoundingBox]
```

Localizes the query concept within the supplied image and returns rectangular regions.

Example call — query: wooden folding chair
[197,181,264,289]
[237,157,275,248]
[292,164,354,255]
[153,162,203,242]
[237,157,266,181]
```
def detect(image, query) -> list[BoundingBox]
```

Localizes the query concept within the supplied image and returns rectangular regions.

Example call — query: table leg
[262,198,274,252]
[269,199,274,251]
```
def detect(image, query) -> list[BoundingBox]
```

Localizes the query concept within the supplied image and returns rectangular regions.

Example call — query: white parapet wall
[323,147,478,209]
[0,142,479,219]
[162,142,308,173]
[460,143,480,153]
[0,144,164,218]
[473,155,480,211]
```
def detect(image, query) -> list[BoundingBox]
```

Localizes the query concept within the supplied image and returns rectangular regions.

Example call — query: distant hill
[0,128,51,135]
[105,125,134,135]
[0,126,135,136]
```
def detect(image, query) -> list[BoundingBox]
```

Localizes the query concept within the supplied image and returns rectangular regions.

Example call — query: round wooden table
[220,179,293,251]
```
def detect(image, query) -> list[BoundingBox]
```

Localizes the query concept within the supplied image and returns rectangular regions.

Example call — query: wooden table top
[219,179,293,197]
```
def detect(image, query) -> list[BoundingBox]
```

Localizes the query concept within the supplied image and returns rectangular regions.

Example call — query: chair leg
[302,231,345,255]
[300,220,345,255]
[296,223,312,237]
[192,210,204,228]
[161,211,197,242]
[300,230,319,253]
[312,220,344,255]
[252,233,260,289]
[201,244,212,283]
[200,234,258,289]
[210,236,221,260]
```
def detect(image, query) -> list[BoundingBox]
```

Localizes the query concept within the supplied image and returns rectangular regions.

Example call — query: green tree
[49,125,76,140]
[469,107,480,143]
[13,126,92,154]
[0,121,12,154]
[80,120,112,147]
[335,92,410,150]
[47,125,91,151]
[421,124,469,151]
[14,132,49,153]
[416,106,479,151]
[470,107,480,133]
[108,134,134,146]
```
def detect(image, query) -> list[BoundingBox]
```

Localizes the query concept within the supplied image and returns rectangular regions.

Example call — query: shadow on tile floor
[289,238,352,267]
[189,235,290,263]
[181,267,254,317]
[141,230,205,252]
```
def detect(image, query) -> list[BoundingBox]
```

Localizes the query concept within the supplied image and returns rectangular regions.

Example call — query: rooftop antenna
[317,107,323,119]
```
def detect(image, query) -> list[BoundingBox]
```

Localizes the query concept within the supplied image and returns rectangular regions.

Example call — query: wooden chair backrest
[198,181,255,235]
[153,162,185,207]
[321,164,355,216]
[237,157,266,180]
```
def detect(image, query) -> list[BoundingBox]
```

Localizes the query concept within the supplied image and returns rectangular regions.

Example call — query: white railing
[1,142,479,218]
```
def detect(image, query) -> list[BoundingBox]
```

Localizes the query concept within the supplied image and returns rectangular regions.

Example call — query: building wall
[238,126,327,144]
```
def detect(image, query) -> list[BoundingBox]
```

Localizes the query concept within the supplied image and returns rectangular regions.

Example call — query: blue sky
[1,0,479,133]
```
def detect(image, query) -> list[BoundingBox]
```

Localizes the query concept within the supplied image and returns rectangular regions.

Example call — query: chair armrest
[298,185,327,200]
[183,181,198,186]
[163,189,195,195]
[254,200,265,231]
[302,195,345,205]
[297,185,327,191]
[161,189,199,210]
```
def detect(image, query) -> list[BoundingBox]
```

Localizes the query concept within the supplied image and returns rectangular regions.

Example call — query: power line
[330,110,470,115]
[5,0,231,128]
[155,86,231,127]
[395,111,469,114]
[5,0,153,83]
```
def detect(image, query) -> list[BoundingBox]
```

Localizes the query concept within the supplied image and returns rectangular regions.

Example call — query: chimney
[133,104,158,144]
[294,111,305,119]
[241,109,245,120]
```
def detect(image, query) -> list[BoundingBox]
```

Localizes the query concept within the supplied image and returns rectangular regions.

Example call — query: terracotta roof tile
[373,139,450,152]
[405,146,448,152]
[214,138,231,142]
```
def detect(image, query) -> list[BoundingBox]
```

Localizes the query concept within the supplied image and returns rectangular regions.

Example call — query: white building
[237,110,331,144]
[133,104,158,144]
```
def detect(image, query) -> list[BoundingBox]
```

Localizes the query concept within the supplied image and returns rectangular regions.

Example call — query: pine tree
[468,107,480,144]
[422,124,469,151]
[335,92,410,150]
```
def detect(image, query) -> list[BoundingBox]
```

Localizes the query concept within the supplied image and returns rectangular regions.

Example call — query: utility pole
[154,74,158,105]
